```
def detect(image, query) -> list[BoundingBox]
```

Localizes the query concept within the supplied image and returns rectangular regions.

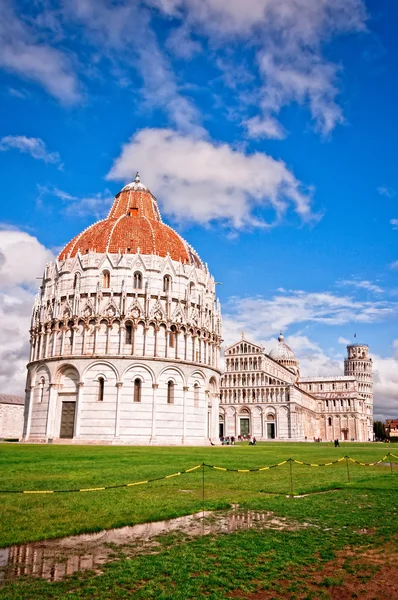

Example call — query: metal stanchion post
[289,459,294,497]
[202,462,205,516]
[345,456,351,483]
[389,453,393,475]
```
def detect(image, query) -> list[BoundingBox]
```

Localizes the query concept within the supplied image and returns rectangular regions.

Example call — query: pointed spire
[135,172,140,183]
[278,331,284,342]
[242,330,245,339]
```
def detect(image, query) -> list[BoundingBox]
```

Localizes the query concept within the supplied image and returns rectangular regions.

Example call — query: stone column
[182,386,188,444]
[45,383,59,439]
[52,328,58,357]
[60,329,66,356]
[93,323,99,354]
[71,325,78,355]
[106,323,111,354]
[119,324,125,355]
[184,333,188,361]
[154,327,158,357]
[235,408,239,437]
[114,382,123,439]
[150,384,158,444]
[45,328,51,358]
[74,382,85,438]
[24,385,35,439]
[82,326,87,355]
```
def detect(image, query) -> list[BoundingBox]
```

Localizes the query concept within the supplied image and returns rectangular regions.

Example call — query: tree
[373,421,389,441]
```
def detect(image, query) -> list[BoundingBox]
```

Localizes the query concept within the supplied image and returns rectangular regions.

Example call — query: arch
[133,378,141,403]
[82,360,119,381]
[73,272,81,290]
[163,275,172,293]
[133,271,143,289]
[102,270,110,288]
[121,363,155,384]
[167,380,175,404]
[158,365,186,387]
[208,376,218,393]
[55,364,80,386]
[98,376,105,401]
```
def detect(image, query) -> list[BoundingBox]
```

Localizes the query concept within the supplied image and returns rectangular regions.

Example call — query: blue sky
[0,0,397,418]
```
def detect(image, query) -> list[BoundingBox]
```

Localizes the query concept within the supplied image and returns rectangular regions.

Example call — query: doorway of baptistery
[60,400,76,439]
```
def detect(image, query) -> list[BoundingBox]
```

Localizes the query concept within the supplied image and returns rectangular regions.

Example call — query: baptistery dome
[269,333,300,379]
[23,174,222,446]
[59,174,202,268]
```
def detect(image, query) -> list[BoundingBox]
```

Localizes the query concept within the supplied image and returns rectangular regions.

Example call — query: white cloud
[37,185,113,219]
[338,337,350,344]
[244,115,286,140]
[372,345,398,421]
[0,1,79,104]
[107,127,316,228]
[338,279,384,294]
[378,186,396,199]
[148,0,367,137]
[390,261,398,270]
[0,136,61,165]
[222,291,396,341]
[390,219,398,230]
[63,0,204,136]
[0,229,53,395]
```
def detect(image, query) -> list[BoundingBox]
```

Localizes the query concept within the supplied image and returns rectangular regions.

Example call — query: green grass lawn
[0,442,397,599]
[0,442,396,547]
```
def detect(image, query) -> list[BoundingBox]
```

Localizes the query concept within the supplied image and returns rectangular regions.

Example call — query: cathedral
[23,175,222,445]
[22,175,373,445]
[220,334,373,442]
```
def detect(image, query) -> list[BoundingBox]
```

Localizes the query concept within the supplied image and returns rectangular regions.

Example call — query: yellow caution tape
[237,469,250,473]
[127,480,149,487]
[23,490,54,494]
[186,465,202,473]
[213,466,227,471]
[80,487,106,492]
[165,472,181,479]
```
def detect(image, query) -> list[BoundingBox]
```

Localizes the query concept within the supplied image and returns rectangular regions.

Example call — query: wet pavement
[0,508,306,583]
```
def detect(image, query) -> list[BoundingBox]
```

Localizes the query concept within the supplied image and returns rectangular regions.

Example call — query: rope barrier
[0,454,395,495]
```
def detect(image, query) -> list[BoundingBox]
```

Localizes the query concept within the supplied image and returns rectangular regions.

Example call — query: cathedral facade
[220,335,372,442]
[23,175,222,445]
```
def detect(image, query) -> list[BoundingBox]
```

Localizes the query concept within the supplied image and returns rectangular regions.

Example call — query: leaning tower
[344,343,373,440]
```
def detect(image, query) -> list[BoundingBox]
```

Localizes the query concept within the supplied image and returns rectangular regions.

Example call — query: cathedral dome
[59,174,202,268]
[269,333,297,362]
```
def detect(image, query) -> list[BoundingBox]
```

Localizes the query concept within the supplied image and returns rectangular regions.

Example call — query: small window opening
[163,275,171,293]
[194,383,199,408]
[167,380,175,404]
[134,378,141,403]
[39,377,45,403]
[328,417,332,426]
[134,272,142,289]
[103,271,110,288]
[125,324,132,345]
[98,377,105,402]
[169,326,176,348]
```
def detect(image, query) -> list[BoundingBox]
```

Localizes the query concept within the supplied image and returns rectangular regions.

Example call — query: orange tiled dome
[58,174,202,267]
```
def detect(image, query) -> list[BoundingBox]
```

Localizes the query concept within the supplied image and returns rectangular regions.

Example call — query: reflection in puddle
[0,509,303,583]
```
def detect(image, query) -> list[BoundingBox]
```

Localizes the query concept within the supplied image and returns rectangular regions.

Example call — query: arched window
[169,326,176,348]
[189,282,195,294]
[73,272,80,290]
[125,323,132,345]
[163,275,171,293]
[103,271,110,288]
[98,377,105,402]
[134,378,141,403]
[39,377,45,403]
[167,380,175,404]
[328,417,332,426]
[194,383,199,408]
[134,272,142,289]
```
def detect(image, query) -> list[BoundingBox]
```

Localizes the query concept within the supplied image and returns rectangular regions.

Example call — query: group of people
[219,435,257,446]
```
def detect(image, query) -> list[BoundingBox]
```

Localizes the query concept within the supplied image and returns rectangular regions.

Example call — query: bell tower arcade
[344,343,373,440]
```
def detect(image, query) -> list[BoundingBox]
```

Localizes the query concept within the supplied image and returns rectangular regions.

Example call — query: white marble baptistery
[23,175,222,445]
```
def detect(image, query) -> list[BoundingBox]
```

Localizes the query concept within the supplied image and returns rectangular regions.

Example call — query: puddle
[0,509,305,583]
